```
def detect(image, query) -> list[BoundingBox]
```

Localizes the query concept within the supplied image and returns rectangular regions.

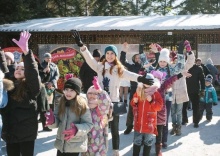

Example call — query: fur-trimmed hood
[3,79,14,91]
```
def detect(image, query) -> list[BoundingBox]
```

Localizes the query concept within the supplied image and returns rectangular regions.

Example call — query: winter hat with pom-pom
[205,74,213,83]
[158,48,170,64]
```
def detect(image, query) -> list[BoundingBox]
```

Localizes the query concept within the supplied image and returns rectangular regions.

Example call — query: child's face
[105,51,116,63]
[87,88,98,100]
[14,66,25,79]
[205,81,211,86]
[158,61,168,68]
[63,88,77,100]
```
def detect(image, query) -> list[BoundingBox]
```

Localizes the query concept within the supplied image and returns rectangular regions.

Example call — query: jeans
[110,114,120,149]
[133,131,153,146]
[162,100,171,143]
[171,103,183,125]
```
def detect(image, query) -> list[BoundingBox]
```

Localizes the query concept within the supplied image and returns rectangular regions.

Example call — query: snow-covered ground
[2,103,220,156]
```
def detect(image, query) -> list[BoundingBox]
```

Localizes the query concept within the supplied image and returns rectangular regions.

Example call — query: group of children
[0,30,218,156]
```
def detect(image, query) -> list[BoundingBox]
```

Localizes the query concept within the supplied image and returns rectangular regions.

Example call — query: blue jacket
[200,85,218,104]
[0,72,8,108]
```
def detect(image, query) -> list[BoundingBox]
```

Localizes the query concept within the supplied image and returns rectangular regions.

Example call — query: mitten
[177,41,185,54]
[184,40,191,52]
[102,77,110,93]
[137,75,154,86]
[44,109,55,126]
[92,76,101,90]
[12,31,31,53]
[62,123,78,141]
[71,30,84,47]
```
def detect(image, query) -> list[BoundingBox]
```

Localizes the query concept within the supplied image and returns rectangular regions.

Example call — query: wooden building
[0,14,220,60]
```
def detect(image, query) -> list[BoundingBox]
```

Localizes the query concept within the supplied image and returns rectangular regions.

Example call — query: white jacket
[80,47,140,102]
[172,52,195,104]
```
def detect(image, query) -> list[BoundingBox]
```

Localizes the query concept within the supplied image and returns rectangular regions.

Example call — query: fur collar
[3,79,14,91]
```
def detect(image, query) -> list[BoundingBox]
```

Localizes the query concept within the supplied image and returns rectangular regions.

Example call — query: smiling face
[105,51,116,63]
[158,61,168,68]
[14,66,25,80]
[87,87,98,101]
[63,88,77,100]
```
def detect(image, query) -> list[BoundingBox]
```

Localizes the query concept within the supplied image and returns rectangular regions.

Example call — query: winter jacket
[41,61,60,89]
[1,51,41,143]
[131,91,163,135]
[172,52,195,104]
[82,90,111,156]
[37,84,49,113]
[48,96,93,153]
[0,71,7,108]
[79,62,97,93]
[186,64,205,94]
[200,85,218,104]
[206,58,219,82]
[120,51,143,87]
[157,75,180,125]
[80,47,140,102]
[200,64,210,77]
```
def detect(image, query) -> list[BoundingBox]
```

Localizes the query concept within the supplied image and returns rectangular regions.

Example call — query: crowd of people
[0,30,219,156]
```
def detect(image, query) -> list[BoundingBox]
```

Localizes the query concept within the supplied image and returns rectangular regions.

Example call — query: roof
[0,14,220,32]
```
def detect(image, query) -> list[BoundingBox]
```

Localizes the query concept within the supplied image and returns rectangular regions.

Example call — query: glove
[12,31,31,54]
[44,109,55,126]
[137,75,154,86]
[177,41,185,54]
[199,90,205,97]
[184,40,191,52]
[92,76,101,90]
[62,123,78,141]
[144,86,158,96]
[71,30,84,47]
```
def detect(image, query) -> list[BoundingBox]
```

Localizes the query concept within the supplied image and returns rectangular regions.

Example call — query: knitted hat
[16,62,24,68]
[64,78,82,94]
[205,74,213,83]
[92,49,101,57]
[44,53,52,58]
[196,58,202,62]
[5,52,14,63]
[105,45,118,56]
[158,48,170,64]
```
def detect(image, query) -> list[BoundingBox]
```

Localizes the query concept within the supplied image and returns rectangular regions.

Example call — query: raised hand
[44,109,55,126]
[177,41,185,54]
[122,42,129,52]
[184,40,191,52]
[92,76,101,91]
[137,74,154,86]
[12,31,31,54]
[149,43,162,53]
[62,123,78,141]
[71,30,84,47]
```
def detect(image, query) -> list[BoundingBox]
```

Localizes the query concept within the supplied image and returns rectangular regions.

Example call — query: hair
[137,85,147,101]
[11,79,28,102]
[102,57,124,77]
[58,95,87,117]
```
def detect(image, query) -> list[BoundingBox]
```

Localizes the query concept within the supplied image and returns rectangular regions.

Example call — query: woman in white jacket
[72,30,154,156]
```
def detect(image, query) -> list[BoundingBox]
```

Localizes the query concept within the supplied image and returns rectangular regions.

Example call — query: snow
[0,14,220,32]
[2,101,220,156]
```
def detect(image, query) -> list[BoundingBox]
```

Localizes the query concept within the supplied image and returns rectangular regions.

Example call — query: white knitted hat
[158,48,170,64]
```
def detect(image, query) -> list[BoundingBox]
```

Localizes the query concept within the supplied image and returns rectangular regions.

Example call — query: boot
[170,124,177,135]
[143,145,151,156]
[176,125,182,136]
[124,125,133,135]
[124,100,128,106]
[155,143,162,156]
[112,150,120,156]
[132,144,141,156]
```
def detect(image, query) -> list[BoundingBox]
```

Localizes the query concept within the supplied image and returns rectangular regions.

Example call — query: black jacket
[1,51,41,143]
[120,51,142,87]
[79,62,97,93]
[186,64,205,94]
[200,64,210,77]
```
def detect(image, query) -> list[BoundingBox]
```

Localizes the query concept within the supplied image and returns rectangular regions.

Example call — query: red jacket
[131,91,163,135]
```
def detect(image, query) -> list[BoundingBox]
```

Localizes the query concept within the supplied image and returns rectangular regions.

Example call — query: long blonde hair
[102,57,124,77]
[58,95,87,117]
[136,85,148,101]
